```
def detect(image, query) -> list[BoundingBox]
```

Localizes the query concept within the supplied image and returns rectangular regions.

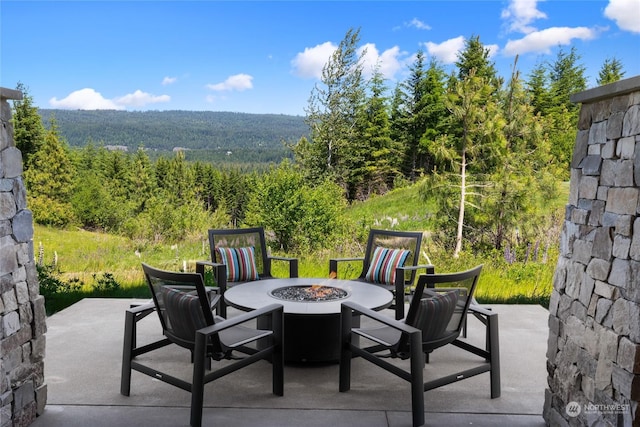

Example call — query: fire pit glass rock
[270,284,349,302]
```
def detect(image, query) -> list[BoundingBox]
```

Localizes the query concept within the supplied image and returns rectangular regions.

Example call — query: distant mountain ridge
[38,109,309,152]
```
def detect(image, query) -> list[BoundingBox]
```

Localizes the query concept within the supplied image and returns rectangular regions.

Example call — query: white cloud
[49,88,123,110]
[206,74,254,92]
[604,0,640,33]
[501,0,547,34]
[424,36,466,64]
[407,18,431,30]
[162,76,177,85]
[359,43,406,80]
[49,88,170,110]
[114,90,170,107]
[291,41,337,79]
[503,26,598,55]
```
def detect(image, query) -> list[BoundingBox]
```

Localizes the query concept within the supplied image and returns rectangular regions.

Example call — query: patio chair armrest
[195,260,227,289]
[329,257,364,276]
[127,301,155,315]
[195,260,226,273]
[468,304,495,318]
[268,256,299,278]
[396,264,435,275]
[197,303,284,336]
[394,264,435,290]
[340,301,419,334]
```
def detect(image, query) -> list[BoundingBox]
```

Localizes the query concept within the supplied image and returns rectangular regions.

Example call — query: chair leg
[409,331,425,427]
[339,305,353,392]
[488,313,501,398]
[272,308,284,396]
[120,310,135,396]
[394,277,405,320]
[191,332,207,427]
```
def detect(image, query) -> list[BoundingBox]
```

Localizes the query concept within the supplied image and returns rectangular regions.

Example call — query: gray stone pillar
[544,76,640,426]
[0,88,47,426]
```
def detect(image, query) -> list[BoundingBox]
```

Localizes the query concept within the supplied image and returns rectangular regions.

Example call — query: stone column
[544,76,640,426]
[0,88,47,426]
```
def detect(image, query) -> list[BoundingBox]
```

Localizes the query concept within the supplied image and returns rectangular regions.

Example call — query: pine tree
[421,71,502,257]
[401,50,427,181]
[548,47,586,115]
[23,117,76,226]
[352,66,398,199]
[127,147,156,213]
[418,59,449,174]
[527,62,551,115]
[597,57,625,86]
[295,27,366,193]
[483,59,558,250]
[455,35,502,88]
[11,82,45,169]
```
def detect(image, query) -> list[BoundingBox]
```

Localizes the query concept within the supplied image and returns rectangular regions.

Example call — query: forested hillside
[38,109,309,152]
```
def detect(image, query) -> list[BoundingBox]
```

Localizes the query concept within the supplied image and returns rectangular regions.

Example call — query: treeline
[13,100,346,251]
[37,109,309,153]
[290,29,625,256]
[12,28,627,257]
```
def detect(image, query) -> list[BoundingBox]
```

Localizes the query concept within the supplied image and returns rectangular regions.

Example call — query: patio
[32,298,548,427]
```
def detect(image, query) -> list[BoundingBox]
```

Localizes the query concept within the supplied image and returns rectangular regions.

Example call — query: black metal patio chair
[121,263,284,427]
[329,229,434,319]
[338,265,500,427]
[196,226,299,317]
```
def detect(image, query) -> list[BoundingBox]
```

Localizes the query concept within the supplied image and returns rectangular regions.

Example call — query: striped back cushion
[216,246,259,282]
[161,287,207,342]
[365,247,411,285]
[411,290,459,342]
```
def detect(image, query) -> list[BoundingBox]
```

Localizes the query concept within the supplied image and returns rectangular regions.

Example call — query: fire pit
[270,285,349,302]
[224,278,392,363]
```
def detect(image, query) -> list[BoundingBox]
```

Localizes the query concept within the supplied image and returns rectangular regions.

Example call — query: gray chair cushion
[162,286,207,342]
[412,290,459,343]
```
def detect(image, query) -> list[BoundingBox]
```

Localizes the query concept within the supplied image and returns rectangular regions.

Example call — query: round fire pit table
[224,278,392,363]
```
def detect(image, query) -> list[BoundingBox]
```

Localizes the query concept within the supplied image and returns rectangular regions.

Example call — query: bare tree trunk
[453,149,466,258]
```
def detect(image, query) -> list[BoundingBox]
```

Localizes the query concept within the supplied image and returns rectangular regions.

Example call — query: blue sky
[2,0,639,116]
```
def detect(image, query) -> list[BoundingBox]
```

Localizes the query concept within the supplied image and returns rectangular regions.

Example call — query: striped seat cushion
[412,290,459,342]
[365,247,411,285]
[161,287,207,342]
[216,246,259,282]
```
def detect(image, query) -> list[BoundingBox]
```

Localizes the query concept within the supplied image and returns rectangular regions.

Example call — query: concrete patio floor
[32,299,549,427]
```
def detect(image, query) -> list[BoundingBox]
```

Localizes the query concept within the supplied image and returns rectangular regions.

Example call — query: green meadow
[35,182,567,315]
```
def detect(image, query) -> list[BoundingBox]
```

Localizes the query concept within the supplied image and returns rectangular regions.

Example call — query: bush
[244,162,351,253]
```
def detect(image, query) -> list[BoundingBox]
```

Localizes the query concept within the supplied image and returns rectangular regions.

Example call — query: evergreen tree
[11,82,45,169]
[400,50,427,181]
[71,144,124,231]
[418,59,449,173]
[597,57,625,86]
[421,71,501,257]
[126,147,156,213]
[548,46,587,115]
[527,61,551,115]
[294,27,366,193]
[482,60,558,250]
[547,47,587,177]
[23,118,76,226]
[391,51,448,182]
[455,35,502,88]
[162,151,197,204]
[349,66,398,199]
